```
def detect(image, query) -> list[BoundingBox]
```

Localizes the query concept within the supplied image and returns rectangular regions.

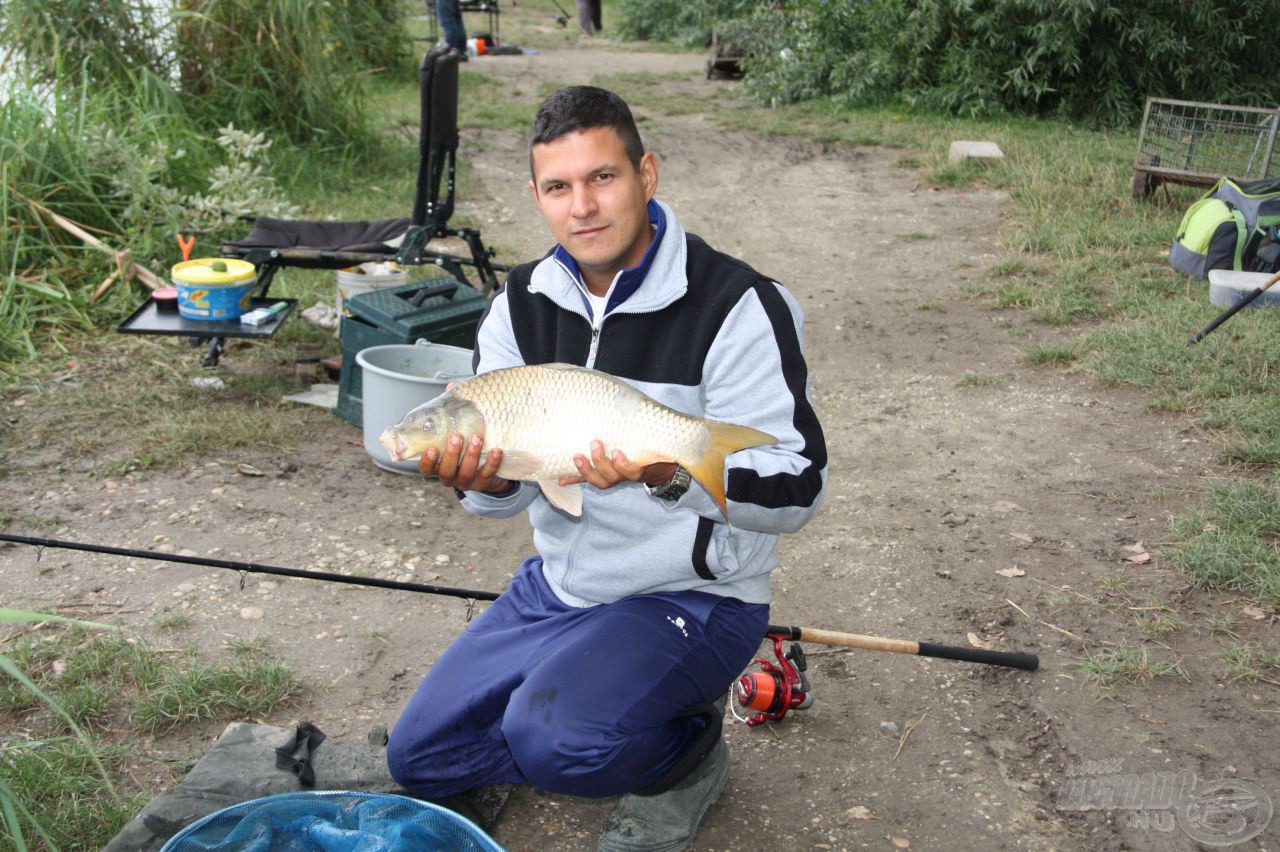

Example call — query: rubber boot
[597,697,730,852]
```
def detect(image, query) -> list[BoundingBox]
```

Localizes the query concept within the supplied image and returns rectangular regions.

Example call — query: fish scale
[456,366,704,478]
[378,363,776,519]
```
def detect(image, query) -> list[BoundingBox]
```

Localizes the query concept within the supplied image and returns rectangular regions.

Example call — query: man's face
[529,126,658,289]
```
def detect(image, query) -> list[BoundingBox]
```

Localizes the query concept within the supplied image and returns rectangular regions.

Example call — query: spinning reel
[734,634,814,726]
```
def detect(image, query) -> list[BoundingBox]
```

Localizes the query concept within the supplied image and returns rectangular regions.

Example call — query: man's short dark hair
[529,86,645,176]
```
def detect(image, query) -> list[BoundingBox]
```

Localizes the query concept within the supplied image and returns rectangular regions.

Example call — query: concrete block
[948,140,1005,164]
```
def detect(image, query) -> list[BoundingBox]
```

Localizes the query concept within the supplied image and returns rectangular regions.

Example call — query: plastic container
[152,287,179,313]
[172,258,258,321]
[1208,269,1280,308]
[336,262,408,317]
[333,278,487,427]
[355,341,474,474]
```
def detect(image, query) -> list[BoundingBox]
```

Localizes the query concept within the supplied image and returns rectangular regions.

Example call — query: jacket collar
[529,199,687,319]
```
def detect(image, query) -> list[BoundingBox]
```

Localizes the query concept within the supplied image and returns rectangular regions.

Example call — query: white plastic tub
[336,262,408,316]
[355,341,474,474]
[1208,269,1280,309]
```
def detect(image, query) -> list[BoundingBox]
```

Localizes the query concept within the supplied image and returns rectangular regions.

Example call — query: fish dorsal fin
[539,480,583,517]
[497,451,543,480]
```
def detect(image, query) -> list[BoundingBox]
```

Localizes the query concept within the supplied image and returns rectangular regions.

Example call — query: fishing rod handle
[916,641,1039,671]
[768,625,1039,671]
[771,626,916,655]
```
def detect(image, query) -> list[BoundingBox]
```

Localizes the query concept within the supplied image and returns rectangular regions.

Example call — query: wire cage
[1133,97,1280,200]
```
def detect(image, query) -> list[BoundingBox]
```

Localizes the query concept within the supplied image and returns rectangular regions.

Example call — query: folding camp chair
[221,46,503,304]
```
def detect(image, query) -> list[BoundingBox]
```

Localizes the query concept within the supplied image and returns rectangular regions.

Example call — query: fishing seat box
[334,277,485,426]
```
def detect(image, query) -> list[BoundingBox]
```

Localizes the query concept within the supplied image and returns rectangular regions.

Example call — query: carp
[378,363,776,519]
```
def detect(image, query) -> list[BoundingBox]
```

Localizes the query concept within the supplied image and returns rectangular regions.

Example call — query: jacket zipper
[587,320,603,368]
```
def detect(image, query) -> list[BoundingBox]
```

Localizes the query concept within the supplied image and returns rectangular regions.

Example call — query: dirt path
[3,41,1276,851]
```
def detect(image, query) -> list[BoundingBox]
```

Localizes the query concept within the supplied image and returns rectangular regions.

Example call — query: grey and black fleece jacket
[459,200,827,607]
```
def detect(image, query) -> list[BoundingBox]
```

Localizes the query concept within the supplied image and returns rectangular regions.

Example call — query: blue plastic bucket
[172,258,258,321]
[158,790,504,851]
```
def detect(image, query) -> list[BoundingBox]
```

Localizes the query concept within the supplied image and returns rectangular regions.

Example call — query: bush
[0,0,413,372]
[0,0,172,83]
[2,0,413,147]
[738,0,1280,127]
[174,0,413,147]
[614,0,760,47]
[0,69,303,370]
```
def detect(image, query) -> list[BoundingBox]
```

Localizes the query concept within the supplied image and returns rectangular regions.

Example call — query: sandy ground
[3,36,1277,852]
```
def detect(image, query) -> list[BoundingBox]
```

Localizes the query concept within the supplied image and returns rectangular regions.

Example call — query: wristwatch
[647,466,692,502]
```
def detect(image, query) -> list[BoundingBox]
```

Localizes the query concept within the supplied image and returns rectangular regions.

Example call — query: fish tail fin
[683,422,777,519]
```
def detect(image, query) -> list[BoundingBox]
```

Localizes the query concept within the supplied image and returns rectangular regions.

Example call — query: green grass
[1,335,330,478]
[1,624,302,846]
[1203,609,1241,638]
[956,371,1001,387]
[1165,476,1280,606]
[1218,642,1280,684]
[155,611,192,631]
[131,649,298,733]
[1078,644,1189,698]
[1132,608,1187,640]
[2,627,300,735]
[0,736,148,851]
[1097,574,1130,596]
[458,72,539,134]
[1023,345,1077,366]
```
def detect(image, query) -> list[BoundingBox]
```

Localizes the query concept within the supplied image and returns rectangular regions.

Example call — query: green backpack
[1169,176,1280,279]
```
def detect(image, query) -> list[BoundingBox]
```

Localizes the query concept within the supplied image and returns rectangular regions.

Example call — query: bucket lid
[172,258,256,285]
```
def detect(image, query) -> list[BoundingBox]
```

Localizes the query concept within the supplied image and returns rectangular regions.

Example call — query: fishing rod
[0,532,498,603]
[2,531,1039,724]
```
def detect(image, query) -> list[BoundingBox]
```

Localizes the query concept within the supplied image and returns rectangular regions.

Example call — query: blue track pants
[387,557,769,799]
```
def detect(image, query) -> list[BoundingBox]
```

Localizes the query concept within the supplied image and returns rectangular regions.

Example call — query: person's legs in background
[434,0,467,53]
[575,0,596,35]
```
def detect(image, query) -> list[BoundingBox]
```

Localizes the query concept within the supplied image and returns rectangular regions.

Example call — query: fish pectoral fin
[538,480,583,517]
[496,451,543,480]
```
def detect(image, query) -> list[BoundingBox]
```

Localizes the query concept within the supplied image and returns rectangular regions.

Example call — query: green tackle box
[334,277,486,426]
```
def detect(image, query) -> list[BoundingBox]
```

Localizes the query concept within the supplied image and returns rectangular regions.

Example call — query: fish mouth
[378,430,408,462]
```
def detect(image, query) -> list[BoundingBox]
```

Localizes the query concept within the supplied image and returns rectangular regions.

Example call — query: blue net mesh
[159,791,504,852]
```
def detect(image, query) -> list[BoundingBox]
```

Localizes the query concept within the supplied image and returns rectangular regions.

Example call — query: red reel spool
[737,670,785,714]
